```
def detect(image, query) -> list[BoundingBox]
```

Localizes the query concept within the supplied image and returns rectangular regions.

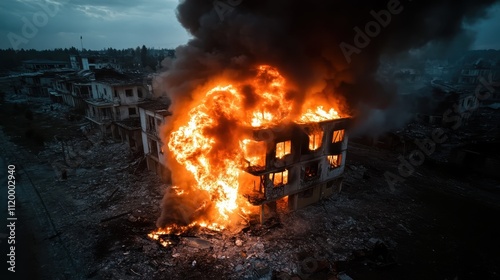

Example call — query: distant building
[457,59,500,85]
[23,59,69,71]
[84,69,150,149]
[20,69,73,97]
[70,55,122,72]
[54,70,94,111]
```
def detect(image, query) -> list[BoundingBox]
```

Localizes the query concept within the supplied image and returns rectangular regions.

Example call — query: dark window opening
[138,88,143,98]
[114,90,118,97]
[128,107,137,116]
[150,139,158,157]
[304,161,320,181]
[125,89,133,97]
[147,115,156,132]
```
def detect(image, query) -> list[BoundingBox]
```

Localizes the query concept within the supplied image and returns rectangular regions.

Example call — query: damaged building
[84,69,150,151]
[241,118,350,222]
[139,100,171,180]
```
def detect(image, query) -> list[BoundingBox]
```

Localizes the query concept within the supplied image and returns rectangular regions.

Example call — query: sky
[0,0,499,51]
[0,0,191,50]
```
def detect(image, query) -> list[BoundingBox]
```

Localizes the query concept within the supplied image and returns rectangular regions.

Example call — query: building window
[304,161,320,181]
[242,140,267,168]
[269,170,288,187]
[332,129,344,143]
[147,115,156,132]
[103,88,107,96]
[114,90,118,97]
[137,88,143,98]
[128,107,137,116]
[327,154,342,169]
[276,140,291,159]
[150,139,158,157]
[308,130,323,151]
[125,89,133,97]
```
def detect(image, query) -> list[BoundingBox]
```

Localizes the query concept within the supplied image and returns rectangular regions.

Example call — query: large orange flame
[153,65,343,237]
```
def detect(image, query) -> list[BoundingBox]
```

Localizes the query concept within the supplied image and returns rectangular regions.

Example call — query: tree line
[0,46,175,72]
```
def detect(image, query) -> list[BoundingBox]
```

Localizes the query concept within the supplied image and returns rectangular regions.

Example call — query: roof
[92,69,145,86]
[85,98,115,107]
[23,59,68,64]
[138,100,171,116]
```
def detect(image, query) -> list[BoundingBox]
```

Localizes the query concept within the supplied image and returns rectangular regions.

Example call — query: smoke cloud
[155,0,499,228]
[161,0,498,114]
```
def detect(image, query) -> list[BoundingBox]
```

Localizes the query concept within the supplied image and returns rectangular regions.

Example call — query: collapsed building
[241,118,350,222]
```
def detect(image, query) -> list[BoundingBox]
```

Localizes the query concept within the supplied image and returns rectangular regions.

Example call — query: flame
[151,65,344,238]
[298,106,340,124]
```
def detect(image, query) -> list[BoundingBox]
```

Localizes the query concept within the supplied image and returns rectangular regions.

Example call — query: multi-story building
[54,70,93,111]
[70,55,122,72]
[241,118,350,222]
[138,100,171,180]
[20,70,72,97]
[84,69,150,148]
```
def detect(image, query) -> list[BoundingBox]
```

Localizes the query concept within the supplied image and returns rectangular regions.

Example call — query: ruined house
[241,118,350,221]
[84,69,150,149]
[138,100,171,180]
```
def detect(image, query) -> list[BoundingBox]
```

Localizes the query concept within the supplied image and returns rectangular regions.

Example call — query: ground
[0,84,499,280]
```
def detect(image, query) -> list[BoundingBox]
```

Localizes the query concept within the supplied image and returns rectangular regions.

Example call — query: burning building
[152,65,349,234]
[150,0,500,234]
[240,117,349,222]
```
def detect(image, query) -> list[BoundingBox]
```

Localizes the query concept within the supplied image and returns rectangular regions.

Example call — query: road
[0,129,78,280]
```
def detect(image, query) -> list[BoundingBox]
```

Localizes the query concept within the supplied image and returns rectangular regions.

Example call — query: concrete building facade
[241,118,350,221]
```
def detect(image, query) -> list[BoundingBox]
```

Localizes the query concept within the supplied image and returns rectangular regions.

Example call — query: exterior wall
[82,58,90,70]
[139,108,149,155]
[116,126,143,153]
[139,106,168,180]
[113,85,148,105]
[90,82,114,100]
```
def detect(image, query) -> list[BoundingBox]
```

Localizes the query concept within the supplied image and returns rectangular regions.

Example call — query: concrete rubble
[1,81,499,280]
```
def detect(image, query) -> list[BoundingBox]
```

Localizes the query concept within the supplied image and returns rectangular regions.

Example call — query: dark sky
[0,0,499,50]
[0,0,190,50]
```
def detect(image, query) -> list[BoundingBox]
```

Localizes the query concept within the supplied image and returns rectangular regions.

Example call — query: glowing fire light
[150,65,344,239]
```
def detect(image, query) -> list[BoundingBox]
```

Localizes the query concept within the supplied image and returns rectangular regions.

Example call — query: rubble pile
[1,82,498,279]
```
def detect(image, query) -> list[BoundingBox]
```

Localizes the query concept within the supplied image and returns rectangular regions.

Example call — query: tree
[140,45,148,67]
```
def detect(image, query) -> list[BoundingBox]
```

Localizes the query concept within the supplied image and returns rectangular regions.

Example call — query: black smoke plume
[161,0,498,114]
[156,0,499,228]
